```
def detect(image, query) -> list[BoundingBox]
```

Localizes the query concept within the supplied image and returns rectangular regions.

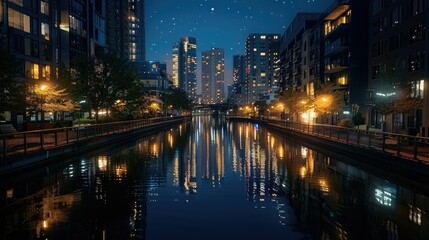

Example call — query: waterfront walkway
[227,116,429,164]
[0,116,190,175]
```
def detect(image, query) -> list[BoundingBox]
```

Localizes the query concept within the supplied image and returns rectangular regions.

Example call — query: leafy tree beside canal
[0,49,26,121]
[164,88,192,114]
[72,52,142,123]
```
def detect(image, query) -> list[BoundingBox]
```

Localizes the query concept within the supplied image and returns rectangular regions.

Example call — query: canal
[1,116,428,239]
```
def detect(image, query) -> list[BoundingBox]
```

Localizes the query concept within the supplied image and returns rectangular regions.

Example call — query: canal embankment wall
[0,117,190,177]
[229,117,429,186]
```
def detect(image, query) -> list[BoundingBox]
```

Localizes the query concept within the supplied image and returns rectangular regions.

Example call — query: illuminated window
[411,80,424,98]
[253,48,257,52]
[337,75,348,85]
[274,36,278,40]
[261,72,266,77]
[260,52,266,56]
[41,0,49,15]
[42,65,50,78]
[260,35,266,39]
[8,8,30,33]
[41,22,50,40]
[25,62,39,79]
[324,22,331,36]
[8,0,23,7]
[69,15,85,36]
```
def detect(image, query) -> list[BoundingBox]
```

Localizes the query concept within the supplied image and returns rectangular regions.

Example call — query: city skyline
[145,0,331,92]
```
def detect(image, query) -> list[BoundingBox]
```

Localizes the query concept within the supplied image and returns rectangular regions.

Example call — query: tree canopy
[0,49,26,115]
[164,88,192,112]
[72,52,140,122]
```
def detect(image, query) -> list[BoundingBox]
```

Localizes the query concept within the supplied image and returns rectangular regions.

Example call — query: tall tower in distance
[128,0,145,62]
[231,55,247,105]
[172,37,197,103]
[202,48,225,104]
[246,34,280,104]
[172,43,179,88]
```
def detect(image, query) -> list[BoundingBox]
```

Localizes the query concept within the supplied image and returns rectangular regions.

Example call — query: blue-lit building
[172,36,197,103]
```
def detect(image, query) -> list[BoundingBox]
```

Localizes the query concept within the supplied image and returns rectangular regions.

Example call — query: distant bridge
[193,103,230,113]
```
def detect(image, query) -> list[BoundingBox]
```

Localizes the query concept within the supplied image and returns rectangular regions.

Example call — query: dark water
[1,116,428,240]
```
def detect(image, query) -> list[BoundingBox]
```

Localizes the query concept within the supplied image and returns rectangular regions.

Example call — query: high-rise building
[279,13,322,93]
[230,55,246,105]
[90,0,107,57]
[1,0,58,82]
[367,0,428,135]
[128,0,145,62]
[172,43,179,88]
[323,0,369,116]
[201,48,225,104]
[172,37,197,103]
[245,33,280,104]
[106,0,129,59]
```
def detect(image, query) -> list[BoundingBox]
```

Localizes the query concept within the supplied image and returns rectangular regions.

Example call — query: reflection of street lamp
[39,84,48,129]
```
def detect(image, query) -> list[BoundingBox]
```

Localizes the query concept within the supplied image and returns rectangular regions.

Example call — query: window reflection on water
[0,116,428,239]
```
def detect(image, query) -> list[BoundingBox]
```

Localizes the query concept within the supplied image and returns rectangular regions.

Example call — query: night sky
[146,0,331,93]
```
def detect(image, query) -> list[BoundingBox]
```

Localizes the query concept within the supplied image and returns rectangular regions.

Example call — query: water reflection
[0,116,428,239]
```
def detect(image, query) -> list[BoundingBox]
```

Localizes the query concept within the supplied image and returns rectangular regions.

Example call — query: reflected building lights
[98,156,108,171]
[409,205,422,226]
[319,179,329,193]
[173,155,179,187]
[300,166,307,178]
[375,188,394,207]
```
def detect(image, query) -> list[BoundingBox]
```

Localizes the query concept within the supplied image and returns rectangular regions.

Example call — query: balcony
[325,39,349,57]
[325,59,348,74]
[324,23,350,39]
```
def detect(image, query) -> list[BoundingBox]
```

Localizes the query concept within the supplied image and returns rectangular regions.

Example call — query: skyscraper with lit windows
[172,36,197,103]
[201,48,225,104]
[245,33,280,104]
[128,0,145,62]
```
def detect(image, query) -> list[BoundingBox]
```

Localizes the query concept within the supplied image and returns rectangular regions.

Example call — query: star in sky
[146,0,330,92]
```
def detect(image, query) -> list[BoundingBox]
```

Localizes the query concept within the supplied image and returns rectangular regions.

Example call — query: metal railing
[0,116,189,159]
[227,116,429,162]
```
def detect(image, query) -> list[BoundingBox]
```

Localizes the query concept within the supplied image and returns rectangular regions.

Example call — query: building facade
[245,33,280,104]
[105,0,129,59]
[279,13,322,93]
[141,61,171,108]
[323,0,369,116]
[368,0,428,135]
[171,42,179,88]
[172,36,197,103]
[128,0,144,62]
[201,48,225,104]
[230,54,246,106]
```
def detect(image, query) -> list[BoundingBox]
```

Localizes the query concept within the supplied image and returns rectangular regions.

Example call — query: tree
[314,82,344,116]
[73,52,139,123]
[112,79,146,119]
[254,100,267,117]
[278,88,313,116]
[0,49,26,119]
[352,112,365,126]
[373,83,423,116]
[164,88,192,113]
